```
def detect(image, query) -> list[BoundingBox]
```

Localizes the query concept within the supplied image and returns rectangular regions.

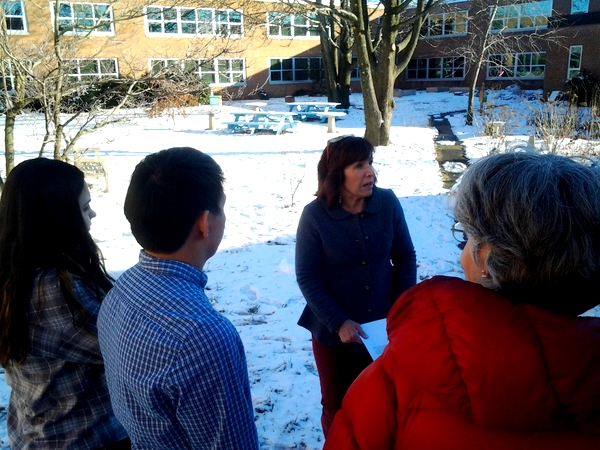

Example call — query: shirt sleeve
[390,196,417,299]
[27,271,104,365]
[170,318,259,449]
[295,205,349,333]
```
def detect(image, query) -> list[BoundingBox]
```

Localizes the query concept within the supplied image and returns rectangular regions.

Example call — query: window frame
[486,52,546,80]
[268,57,324,84]
[420,10,468,38]
[149,58,246,86]
[490,1,552,32]
[2,0,27,33]
[567,45,583,80]
[145,6,244,37]
[266,11,319,38]
[50,1,114,35]
[406,56,466,81]
[68,58,119,82]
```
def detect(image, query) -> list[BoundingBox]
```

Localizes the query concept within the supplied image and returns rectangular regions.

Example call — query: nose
[366,165,374,177]
[90,208,97,219]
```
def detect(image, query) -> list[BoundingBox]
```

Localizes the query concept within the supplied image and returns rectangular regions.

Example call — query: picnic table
[287,102,342,121]
[318,111,347,133]
[244,102,268,111]
[223,111,296,135]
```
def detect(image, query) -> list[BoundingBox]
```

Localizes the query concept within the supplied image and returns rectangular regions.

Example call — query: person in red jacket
[325,153,600,449]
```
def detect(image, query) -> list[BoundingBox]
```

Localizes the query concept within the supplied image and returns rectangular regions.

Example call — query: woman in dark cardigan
[295,136,416,437]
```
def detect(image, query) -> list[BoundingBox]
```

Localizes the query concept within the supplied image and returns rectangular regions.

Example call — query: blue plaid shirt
[5,270,127,449]
[98,251,258,449]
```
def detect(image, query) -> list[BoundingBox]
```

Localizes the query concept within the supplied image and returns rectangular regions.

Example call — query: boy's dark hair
[125,147,224,254]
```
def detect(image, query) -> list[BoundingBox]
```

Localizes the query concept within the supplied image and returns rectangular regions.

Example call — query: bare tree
[453,0,557,125]
[341,0,440,146]
[314,0,356,109]
[0,0,262,173]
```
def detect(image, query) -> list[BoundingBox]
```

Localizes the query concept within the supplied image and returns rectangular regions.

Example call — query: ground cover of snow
[1,87,598,449]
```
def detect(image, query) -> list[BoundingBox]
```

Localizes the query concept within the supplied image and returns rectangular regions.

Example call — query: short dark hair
[455,153,600,315]
[125,147,224,254]
[316,136,377,209]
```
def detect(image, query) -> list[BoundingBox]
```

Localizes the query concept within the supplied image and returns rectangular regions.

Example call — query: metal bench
[224,111,296,135]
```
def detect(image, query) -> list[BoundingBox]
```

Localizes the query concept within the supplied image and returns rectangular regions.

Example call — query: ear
[477,243,492,276]
[196,211,210,239]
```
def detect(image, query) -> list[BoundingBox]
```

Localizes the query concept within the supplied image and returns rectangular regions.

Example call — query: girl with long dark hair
[0,158,128,449]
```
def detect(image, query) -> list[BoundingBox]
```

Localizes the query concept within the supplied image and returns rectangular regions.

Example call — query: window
[267,12,319,37]
[68,59,118,82]
[567,45,582,80]
[149,58,246,85]
[491,1,552,31]
[0,60,15,90]
[51,2,114,34]
[2,1,26,32]
[421,10,467,37]
[486,52,545,79]
[199,59,244,84]
[571,0,589,14]
[406,57,465,80]
[269,57,323,83]
[350,57,359,80]
[146,6,243,36]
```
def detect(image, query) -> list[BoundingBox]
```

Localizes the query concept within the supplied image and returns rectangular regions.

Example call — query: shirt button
[361,260,368,265]
[365,236,370,241]
[360,214,365,219]
[364,285,370,290]
[368,309,373,313]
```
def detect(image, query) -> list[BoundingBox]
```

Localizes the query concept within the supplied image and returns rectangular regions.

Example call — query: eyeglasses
[451,222,467,248]
[326,134,355,163]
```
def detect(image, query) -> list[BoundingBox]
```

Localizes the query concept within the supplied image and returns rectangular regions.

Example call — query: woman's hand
[338,320,369,344]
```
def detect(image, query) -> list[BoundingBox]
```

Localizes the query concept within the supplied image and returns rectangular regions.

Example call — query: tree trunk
[4,110,16,174]
[318,2,353,109]
[351,0,382,145]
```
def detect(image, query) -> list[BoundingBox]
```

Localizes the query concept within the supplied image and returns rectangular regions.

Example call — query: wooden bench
[317,111,347,133]
[74,148,109,192]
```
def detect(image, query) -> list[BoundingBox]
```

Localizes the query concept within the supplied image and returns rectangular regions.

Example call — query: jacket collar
[325,185,382,220]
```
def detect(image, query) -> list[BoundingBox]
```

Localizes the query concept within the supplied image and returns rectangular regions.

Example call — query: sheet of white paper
[360,318,388,360]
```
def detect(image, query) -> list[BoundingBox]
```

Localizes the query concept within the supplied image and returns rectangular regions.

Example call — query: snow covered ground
[1,87,598,449]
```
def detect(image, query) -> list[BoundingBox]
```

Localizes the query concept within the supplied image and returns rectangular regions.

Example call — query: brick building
[0,0,356,99]
[396,0,600,96]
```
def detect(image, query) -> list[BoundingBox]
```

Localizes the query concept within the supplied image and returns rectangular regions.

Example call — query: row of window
[407,52,547,81]
[0,56,359,90]
[3,49,583,91]
[416,1,556,39]
[7,0,590,37]
[2,1,322,38]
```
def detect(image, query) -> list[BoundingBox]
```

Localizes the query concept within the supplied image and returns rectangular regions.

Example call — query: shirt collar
[138,250,208,289]
[325,185,382,219]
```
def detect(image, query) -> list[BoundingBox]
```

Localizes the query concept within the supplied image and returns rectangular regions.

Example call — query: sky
[1,87,599,449]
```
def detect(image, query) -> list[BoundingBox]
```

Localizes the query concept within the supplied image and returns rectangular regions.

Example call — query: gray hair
[454,153,600,315]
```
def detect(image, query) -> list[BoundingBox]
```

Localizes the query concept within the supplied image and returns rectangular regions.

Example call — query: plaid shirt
[5,270,127,449]
[98,251,258,450]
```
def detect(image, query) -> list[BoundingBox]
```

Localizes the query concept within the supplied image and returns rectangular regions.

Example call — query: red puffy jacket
[325,276,600,449]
